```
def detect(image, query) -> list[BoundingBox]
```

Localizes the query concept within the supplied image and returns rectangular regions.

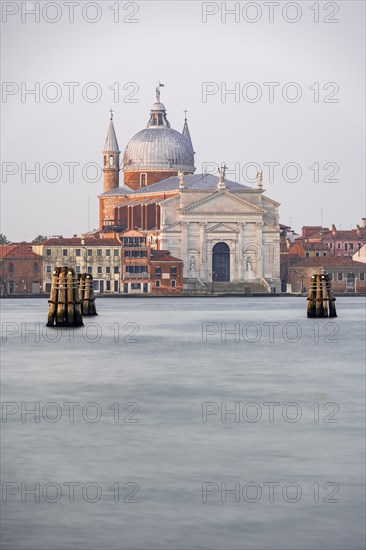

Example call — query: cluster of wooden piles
[307,273,337,318]
[47,267,97,327]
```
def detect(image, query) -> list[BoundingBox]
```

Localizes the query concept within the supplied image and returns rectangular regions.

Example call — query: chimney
[361,218,366,228]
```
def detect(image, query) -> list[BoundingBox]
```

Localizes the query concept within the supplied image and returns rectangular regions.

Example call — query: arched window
[104,155,107,166]
[34,263,38,273]
[8,262,14,273]
[109,155,114,167]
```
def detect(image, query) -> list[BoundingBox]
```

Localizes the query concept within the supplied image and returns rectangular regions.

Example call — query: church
[99,85,281,291]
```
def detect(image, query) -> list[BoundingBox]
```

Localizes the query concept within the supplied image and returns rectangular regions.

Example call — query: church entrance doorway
[212,242,230,282]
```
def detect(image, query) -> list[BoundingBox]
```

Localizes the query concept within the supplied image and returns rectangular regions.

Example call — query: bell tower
[103,110,120,193]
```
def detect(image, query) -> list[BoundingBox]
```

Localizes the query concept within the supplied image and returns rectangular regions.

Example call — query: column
[238,222,245,281]
[181,223,188,278]
[256,221,263,278]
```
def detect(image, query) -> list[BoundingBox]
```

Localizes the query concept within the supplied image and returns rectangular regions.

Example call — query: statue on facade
[178,171,185,189]
[256,170,263,188]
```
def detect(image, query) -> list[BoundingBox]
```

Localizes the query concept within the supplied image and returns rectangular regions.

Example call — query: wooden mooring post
[307,272,337,318]
[79,273,98,316]
[47,266,83,327]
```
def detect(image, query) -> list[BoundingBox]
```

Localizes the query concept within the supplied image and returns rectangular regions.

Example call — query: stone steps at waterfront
[202,281,271,294]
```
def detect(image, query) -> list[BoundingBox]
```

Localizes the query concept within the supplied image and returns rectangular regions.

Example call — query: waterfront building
[98,86,281,292]
[289,256,366,294]
[0,243,43,296]
[32,237,122,293]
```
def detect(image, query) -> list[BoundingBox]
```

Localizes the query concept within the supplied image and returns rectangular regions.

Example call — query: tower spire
[182,110,195,155]
[102,111,120,193]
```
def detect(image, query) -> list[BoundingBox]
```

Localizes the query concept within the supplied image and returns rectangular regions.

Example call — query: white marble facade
[158,180,281,290]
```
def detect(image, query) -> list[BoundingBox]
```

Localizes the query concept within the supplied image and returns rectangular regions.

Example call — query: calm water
[1,297,365,550]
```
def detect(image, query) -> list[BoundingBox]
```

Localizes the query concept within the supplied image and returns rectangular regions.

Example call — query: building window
[87,266,92,274]
[170,267,177,276]
[93,280,100,291]
[46,248,51,256]
[155,280,160,288]
[63,249,68,256]
[106,266,111,274]
[337,273,343,281]
[329,243,333,249]
[305,252,310,258]
[131,283,141,290]
[75,249,81,257]
[126,265,148,273]
[87,249,92,256]
[97,266,102,275]
[46,265,52,273]
[114,249,119,256]
[140,173,147,187]
[114,266,119,274]
[106,280,111,291]
[122,237,146,247]
[344,243,348,251]
[350,243,353,250]
[337,243,341,249]
[358,243,361,250]
[114,280,119,292]
[323,252,327,256]
[328,273,333,280]
[155,267,161,276]
[106,249,111,256]
[315,252,319,257]
[8,263,14,273]
[75,265,80,274]
[97,249,102,257]
[34,263,38,273]
[360,273,365,281]
[171,280,176,288]
[125,250,147,258]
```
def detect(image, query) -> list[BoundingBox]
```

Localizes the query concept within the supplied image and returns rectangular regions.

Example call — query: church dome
[123,127,195,172]
[123,86,195,173]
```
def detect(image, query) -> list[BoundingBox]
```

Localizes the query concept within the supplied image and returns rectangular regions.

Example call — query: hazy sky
[1,0,365,241]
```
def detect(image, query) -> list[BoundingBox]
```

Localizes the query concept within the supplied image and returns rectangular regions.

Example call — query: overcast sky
[1,0,365,241]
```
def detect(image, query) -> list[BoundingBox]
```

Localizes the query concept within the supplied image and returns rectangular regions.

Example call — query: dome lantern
[122,85,195,190]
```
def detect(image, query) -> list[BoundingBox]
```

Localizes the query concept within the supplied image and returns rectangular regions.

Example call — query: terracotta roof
[39,237,121,246]
[0,243,42,260]
[0,244,18,258]
[151,250,183,263]
[290,256,366,268]
[299,241,325,251]
[323,229,365,240]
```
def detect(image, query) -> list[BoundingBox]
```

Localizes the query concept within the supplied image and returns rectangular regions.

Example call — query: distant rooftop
[101,173,252,197]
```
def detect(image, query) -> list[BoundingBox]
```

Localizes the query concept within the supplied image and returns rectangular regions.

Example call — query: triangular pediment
[208,222,239,233]
[181,191,264,215]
